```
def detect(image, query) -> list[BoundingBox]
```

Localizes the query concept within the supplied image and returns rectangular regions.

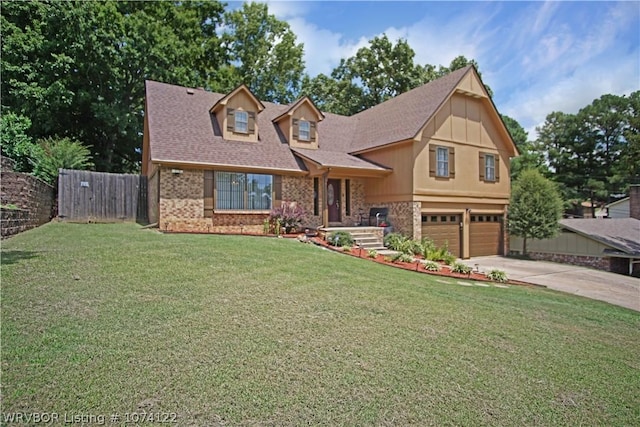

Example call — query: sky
[234,0,640,139]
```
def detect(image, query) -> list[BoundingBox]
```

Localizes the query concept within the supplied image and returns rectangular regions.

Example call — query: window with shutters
[479,152,500,182]
[429,145,455,179]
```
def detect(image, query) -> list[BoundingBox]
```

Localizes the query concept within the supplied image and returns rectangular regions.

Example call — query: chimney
[630,184,640,220]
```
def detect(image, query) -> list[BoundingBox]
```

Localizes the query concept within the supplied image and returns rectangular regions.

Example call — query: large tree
[220,2,305,104]
[535,92,638,214]
[508,169,563,256]
[502,114,546,180]
[1,0,226,172]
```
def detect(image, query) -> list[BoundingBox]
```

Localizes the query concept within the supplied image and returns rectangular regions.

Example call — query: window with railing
[215,172,272,210]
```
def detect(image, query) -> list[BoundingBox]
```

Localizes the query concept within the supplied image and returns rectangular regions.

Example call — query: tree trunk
[522,236,528,257]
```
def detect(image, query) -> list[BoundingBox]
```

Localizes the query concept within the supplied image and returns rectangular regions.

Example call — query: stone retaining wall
[1,167,55,239]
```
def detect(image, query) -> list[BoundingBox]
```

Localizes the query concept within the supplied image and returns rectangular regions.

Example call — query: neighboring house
[602,197,631,219]
[511,218,640,276]
[142,65,518,258]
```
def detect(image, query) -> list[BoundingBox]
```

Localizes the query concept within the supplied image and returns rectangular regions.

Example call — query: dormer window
[299,120,310,141]
[235,111,248,133]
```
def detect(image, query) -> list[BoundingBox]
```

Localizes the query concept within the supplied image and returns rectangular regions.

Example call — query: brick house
[142,66,519,258]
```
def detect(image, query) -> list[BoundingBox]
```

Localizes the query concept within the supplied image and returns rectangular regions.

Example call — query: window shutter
[479,152,485,181]
[310,121,317,142]
[292,119,299,139]
[204,171,214,216]
[429,145,436,177]
[449,147,456,178]
[273,175,282,207]
[495,156,500,182]
[248,112,256,134]
[226,108,235,131]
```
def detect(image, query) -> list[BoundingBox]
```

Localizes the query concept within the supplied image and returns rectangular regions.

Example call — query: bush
[384,232,421,255]
[423,260,441,271]
[31,137,94,185]
[390,252,413,263]
[269,202,306,234]
[425,243,456,265]
[367,249,378,258]
[486,269,508,283]
[342,245,352,252]
[328,231,353,247]
[451,262,472,275]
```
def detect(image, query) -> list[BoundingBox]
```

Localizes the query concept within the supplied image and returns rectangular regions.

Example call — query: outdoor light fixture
[171,169,183,174]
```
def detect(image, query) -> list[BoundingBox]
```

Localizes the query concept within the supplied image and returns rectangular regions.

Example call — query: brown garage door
[421,214,461,257]
[470,215,503,257]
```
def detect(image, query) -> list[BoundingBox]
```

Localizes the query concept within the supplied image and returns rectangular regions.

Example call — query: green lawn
[1,223,639,426]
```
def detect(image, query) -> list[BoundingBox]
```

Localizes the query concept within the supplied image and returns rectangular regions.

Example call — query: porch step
[350,232,385,250]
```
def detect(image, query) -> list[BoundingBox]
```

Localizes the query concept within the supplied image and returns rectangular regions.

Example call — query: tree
[1,1,227,172]
[0,112,37,172]
[502,114,546,180]
[508,169,563,256]
[31,137,94,185]
[221,2,305,103]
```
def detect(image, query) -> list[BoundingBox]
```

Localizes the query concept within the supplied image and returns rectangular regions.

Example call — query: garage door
[470,215,503,257]
[421,214,461,257]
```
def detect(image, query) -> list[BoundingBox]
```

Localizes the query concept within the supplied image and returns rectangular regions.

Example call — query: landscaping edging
[309,237,534,287]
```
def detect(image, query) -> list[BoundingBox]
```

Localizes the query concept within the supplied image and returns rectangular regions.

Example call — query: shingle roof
[145,65,499,172]
[560,218,640,256]
[350,66,472,152]
[292,148,389,171]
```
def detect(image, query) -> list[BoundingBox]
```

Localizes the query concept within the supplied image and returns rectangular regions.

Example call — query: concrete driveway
[461,256,640,312]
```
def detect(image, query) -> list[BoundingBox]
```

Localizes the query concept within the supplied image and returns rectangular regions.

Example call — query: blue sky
[239,1,639,138]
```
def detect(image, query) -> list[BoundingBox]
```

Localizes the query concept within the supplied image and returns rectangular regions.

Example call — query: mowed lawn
[1,223,639,426]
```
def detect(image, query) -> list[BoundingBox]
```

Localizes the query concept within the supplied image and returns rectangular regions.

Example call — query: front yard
[1,223,639,425]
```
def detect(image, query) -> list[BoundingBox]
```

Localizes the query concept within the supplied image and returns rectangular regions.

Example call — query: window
[299,120,310,141]
[485,154,496,181]
[234,111,248,133]
[436,147,449,177]
[215,172,272,210]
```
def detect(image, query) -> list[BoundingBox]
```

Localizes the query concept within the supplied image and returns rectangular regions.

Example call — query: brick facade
[364,201,420,238]
[1,169,55,239]
[525,251,639,275]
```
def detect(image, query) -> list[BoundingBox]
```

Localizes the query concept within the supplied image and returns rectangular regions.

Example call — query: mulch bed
[309,236,525,285]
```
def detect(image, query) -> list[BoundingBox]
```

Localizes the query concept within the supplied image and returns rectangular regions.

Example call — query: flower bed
[311,237,517,284]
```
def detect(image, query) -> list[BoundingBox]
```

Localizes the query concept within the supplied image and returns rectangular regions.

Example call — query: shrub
[342,245,352,252]
[383,232,407,251]
[328,231,353,247]
[451,262,472,275]
[367,249,378,258]
[486,269,508,283]
[420,237,436,258]
[425,243,456,265]
[423,260,441,271]
[31,137,94,185]
[391,252,413,263]
[269,202,306,234]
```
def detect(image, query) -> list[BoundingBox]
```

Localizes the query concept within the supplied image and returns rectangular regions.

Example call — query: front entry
[327,179,341,222]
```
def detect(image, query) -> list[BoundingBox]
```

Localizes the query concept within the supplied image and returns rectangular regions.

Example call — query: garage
[421,214,461,257]
[469,214,503,257]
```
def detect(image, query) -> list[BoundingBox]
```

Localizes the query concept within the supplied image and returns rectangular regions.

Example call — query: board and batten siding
[510,230,611,256]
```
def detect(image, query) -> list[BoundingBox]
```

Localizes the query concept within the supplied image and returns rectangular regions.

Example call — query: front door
[327,179,341,222]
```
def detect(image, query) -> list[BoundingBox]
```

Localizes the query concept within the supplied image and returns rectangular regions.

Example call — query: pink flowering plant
[269,202,306,234]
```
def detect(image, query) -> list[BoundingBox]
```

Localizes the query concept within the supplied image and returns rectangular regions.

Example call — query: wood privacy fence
[58,169,147,223]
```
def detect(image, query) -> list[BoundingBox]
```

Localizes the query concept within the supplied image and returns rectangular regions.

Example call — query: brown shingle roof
[560,218,640,255]
[145,66,496,172]
[146,81,304,172]
[350,66,472,152]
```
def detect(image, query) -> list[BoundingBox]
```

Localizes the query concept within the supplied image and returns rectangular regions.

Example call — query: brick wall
[527,252,611,271]
[1,170,55,239]
[1,156,16,172]
[159,168,205,231]
[630,184,640,220]
[364,201,420,239]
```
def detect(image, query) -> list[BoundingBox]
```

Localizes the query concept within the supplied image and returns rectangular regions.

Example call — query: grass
[1,222,639,426]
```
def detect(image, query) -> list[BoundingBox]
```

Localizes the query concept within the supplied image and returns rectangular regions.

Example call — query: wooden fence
[58,169,147,223]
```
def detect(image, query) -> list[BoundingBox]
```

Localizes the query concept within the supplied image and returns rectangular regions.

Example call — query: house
[142,66,519,258]
[510,186,640,276]
[601,196,631,218]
